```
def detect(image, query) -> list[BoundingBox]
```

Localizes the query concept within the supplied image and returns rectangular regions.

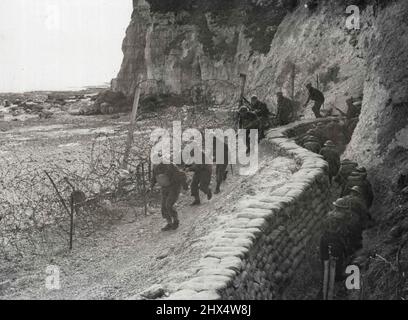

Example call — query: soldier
[250,95,271,138]
[336,159,358,187]
[344,186,374,229]
[151,163,188,231]
[304,83,325,118]
[320,140,341,184]
[336,97,361,140]
[238,106,261,154]
[333,198,363,255]
[276,92,294,126]
[320,208,348,282]
[342,167,374,208]
[189,151,213,206]
[213,137,230,195]
[320,198,363,285]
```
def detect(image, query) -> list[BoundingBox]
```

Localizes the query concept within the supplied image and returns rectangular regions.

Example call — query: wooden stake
[141,162,147,216]
[328,257,337,300]
[69,195,74,250]
[44,171,70,217]
[122,75,143,170]
[323,260,329,300]
[291,63,296,100]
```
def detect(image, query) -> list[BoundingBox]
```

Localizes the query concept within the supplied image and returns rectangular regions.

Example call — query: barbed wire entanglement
[0,130,154,261]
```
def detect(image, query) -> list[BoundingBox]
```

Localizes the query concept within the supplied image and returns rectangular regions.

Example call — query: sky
[0,0,133,92]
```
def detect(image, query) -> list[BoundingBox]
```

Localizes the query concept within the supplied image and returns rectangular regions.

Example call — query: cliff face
[115,0,407,186]
[344,1,408,201]
[114,0,288,105]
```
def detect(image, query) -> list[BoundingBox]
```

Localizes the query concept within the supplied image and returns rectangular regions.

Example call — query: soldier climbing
[304,83,325,118]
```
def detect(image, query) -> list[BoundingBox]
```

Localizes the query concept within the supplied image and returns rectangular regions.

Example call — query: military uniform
[213,138,230,194]
[320,209,348,281]
[152,163,188,231]
[337,159,358,187]
[190,152,213,206]
[320,141,341,184]
[343,173,374,208]
[277,94,294,126]
[238,107,261,154]
[251,98,271,138]
[343,187,373,229]
[320,198,363,273]
[305,85,325,118]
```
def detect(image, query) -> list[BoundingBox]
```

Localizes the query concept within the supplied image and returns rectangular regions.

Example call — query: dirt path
[0,142,297,300]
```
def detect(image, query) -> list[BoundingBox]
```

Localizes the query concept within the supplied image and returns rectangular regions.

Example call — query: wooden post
[148,158,152,182]
[141,163,148,216]
[122,75,143,170]
[323,260,329,300]
[239,73,247,105]
[328,258,337,300]
[290,63,296,100]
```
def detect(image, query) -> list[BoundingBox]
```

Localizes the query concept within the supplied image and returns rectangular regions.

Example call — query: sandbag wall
[167,118,348,300]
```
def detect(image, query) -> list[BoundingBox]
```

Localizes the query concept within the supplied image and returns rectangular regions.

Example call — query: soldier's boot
[207,189,213,200]
[172,219,180,230]
[161,218,173,232]
[215,183,221,195]
[223,170,228,181]
[191,196,201,206]
[169,208,180,230]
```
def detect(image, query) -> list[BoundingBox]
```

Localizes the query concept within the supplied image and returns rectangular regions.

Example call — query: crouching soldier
[189,151,213,206]
[213,137,230,195]
[344,186,374,229]
[320,140,341,184]
[320,209,348,283]
[336,159,358,187]
[333,198,363,255]
[152,163,188,231]
[342,167,374,208]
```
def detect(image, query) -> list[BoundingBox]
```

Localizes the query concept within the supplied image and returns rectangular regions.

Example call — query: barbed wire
[0,132,153,261]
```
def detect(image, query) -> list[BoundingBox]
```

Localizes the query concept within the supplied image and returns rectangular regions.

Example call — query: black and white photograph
[0,0,407,304]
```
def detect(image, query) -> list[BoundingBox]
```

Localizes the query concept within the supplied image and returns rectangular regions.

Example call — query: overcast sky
[0,0,133,92]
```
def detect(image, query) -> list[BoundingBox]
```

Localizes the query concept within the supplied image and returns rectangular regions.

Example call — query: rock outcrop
[116,0,407,200]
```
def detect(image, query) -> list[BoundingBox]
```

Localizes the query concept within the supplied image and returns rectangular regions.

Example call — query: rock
[165,289,198,300]
[157,249,171,260]
[140,284,165,300]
